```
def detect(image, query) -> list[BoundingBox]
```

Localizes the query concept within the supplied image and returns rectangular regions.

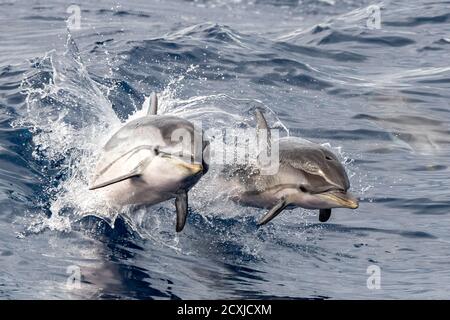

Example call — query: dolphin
[89,93,208,232]
[224,110,358,226]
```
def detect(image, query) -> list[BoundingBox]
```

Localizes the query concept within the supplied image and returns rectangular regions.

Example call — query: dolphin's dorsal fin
[255,109,272,170]
[255,109,271,141]
[148,92,158,115]
[255,109,269,131]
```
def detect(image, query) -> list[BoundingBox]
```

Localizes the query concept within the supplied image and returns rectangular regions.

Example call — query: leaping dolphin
[224,110,358,226]
[89,93,208,232]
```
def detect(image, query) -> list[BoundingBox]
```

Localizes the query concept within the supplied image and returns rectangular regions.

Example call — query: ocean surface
[1,0,450,299]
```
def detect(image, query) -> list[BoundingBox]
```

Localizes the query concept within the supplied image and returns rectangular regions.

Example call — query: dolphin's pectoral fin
[319,209,332,222]
[90,145,158,190]
[175,191,188,232]
[88,170,142,190]
[89,155,155,190]
[257,198,288,226]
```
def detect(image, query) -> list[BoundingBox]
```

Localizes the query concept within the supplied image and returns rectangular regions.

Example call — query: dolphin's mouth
[318,189,359,209]
[175,160,204,175]
[181,162,204,175]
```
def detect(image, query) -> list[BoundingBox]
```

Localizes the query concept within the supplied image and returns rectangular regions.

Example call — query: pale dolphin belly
[94,155,200,207]
[97,178,175,207]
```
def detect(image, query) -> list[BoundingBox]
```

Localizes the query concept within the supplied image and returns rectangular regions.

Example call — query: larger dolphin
[89,93,208,232]
[224,110,358,225]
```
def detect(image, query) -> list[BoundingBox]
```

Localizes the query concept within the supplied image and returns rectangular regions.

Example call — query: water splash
[14,32,290,241]
[15,33,121,232]
[13,30,362,255]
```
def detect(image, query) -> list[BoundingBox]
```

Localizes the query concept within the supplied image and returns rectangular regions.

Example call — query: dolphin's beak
[319,190,359,209]
[178,162,204,175]
[161,154,204,175]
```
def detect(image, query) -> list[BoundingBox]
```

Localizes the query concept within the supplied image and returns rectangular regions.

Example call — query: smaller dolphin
[224,110,358,226]
[89,93,208,232]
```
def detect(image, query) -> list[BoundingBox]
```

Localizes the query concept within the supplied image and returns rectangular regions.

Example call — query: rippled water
[1,0,450,299]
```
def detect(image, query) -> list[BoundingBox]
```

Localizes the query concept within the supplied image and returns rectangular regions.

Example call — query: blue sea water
[1,0,450,299]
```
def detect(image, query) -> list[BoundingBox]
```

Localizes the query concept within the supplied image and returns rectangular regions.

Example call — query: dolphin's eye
[153,147,160,155]
[299,185,308,193]
[325,155,333,161]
